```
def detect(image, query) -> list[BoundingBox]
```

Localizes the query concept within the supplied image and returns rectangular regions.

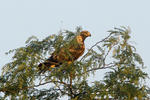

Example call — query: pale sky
[0,0,150,91]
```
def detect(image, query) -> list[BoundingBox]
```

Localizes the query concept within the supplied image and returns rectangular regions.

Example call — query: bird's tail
[38,62,51,74]
[38,58,61,74]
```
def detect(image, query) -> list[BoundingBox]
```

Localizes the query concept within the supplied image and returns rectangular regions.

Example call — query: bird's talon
[51,65,55,68]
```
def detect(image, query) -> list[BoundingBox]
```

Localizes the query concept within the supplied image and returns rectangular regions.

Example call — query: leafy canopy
[0,27,149,100]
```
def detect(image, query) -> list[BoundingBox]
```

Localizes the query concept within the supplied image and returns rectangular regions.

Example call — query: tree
[0,27,149,100]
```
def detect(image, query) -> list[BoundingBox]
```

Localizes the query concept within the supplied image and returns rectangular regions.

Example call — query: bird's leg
[50,65,56,68]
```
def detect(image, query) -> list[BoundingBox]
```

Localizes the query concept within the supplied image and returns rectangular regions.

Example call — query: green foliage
[0,27,149,100]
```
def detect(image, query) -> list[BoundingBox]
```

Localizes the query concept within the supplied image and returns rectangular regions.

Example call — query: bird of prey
[38,30,91,73]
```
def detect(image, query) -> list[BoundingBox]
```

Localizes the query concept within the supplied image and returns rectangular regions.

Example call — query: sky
[0,0,150,96]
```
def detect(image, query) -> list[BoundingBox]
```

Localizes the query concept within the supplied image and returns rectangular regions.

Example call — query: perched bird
[38,30,91,73]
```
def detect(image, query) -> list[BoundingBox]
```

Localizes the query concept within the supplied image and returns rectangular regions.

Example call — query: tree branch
[80,33,112,61]
[81,63,116,75]
[32,80,68,88]
[53,81,69,96]
[0,80,68,94]
[69,72,74,99]
[103,47,112,66]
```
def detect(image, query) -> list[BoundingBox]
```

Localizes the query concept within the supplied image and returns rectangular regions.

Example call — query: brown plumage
[38,30,91,73]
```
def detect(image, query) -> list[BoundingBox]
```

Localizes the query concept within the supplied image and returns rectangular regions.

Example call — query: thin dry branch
[33,80,68,88]
[81,63,116,75]
[80,33,112,61]
[0,80,68,94]
[53,81,70,96]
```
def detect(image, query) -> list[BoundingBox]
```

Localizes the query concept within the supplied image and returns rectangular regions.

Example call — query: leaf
[113,49,117,56]
[0,26,149,100]
[25,35,38,44]
[133,53,144,66]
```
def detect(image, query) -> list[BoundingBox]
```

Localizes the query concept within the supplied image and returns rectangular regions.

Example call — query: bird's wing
[51,35,85,62]
[38,34,86,73]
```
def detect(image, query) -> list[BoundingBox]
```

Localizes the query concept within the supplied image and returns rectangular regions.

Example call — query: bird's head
[80,30,91,38]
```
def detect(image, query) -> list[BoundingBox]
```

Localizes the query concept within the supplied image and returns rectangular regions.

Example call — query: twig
[0,88,16,94]
[53,81,68,95]
[80,33,112,61]
[103,46,112,66]
[81,63,116,75]
[69,72,74,99]
[1,80,68,94]
[35,80,68,88]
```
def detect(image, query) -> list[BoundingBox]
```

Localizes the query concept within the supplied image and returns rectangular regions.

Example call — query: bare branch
[34,80,68,88]
[80,33,112,61]
[53,81,69,95]
[0,80,68,94]
[81,63,116,75]
[103,47,112,66]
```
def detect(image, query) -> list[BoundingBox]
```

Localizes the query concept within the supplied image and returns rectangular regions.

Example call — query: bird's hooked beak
[87,32,91,37]
[80,30,91,37]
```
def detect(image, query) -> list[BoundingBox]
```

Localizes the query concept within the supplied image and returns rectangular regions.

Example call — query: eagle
[38,30,91,73]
